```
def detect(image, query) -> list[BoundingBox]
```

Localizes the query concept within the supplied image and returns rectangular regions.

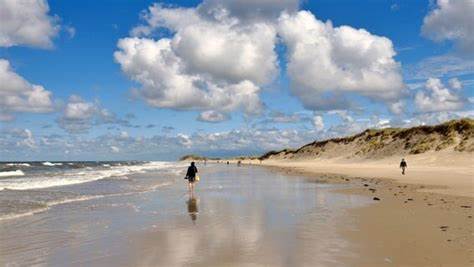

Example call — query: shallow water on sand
[0,164,370,266]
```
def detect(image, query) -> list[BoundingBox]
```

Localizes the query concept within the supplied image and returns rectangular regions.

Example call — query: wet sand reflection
[186,196,198,223]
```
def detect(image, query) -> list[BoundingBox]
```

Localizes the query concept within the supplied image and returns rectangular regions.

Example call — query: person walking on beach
[185,162,198,193]
[400,158,407,175]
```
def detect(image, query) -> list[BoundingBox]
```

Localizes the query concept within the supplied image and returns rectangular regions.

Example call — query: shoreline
[0,164,372,266]
[251,159,474,266]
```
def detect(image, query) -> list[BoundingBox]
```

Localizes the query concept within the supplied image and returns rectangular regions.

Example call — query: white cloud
[58,95,130,133]
[312,115,324,131]
[119,131,129,139]
[405,55,474,80]
[197,110,230,123]
[110,146,120,153]
[116,3,282,116]
[421,0,474,54]
[171,22,277,85]
[16,129,36,149]
[263,111,308,123]
[448,77,462,90]
[177,133,193,148]
[415,77,464,112]
[0,0,59,48]
[116,2,410,117]
[0,59,54,120]
[198,0,299,22]
[63,95,96,120]
[389,100,405,115]
[64,25,76,39]
[278,11,405,110]
[115,37,264,115]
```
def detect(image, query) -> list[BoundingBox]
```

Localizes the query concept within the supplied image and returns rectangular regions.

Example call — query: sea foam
[42,162,63,166]
[0,170,25,178]
[0,161,184,190]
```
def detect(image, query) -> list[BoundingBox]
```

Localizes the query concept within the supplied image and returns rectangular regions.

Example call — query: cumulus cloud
[415,77,464,112]
[0,0,59,48]
[0,128,37,154]
[389,100,405,115]
[278,11,405,110]
[64,25,76,39]
[116,1,408,118]
[448,77,462,90]
[116,3,280,115]
[198,0,299,22]
[197,110,230,123]
[0,59,54,120]
[58,95,130,133]
[421,0,474,55]
[312,115,324,131]
[115,37,265,115]
[16,129,36,149]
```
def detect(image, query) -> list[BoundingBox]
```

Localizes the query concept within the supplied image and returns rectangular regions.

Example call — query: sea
[0,161,187,221]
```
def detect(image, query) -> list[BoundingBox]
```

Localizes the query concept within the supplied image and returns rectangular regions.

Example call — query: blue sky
[0,0,473,161]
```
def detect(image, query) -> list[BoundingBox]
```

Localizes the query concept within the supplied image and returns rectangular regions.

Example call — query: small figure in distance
[237,160,241,167]
[226,161,229,165]
[185,162,198,193]
[400,158,407,175]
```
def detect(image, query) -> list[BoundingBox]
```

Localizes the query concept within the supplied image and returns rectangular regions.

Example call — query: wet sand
[0,164,370,266]
[256,158,474,266]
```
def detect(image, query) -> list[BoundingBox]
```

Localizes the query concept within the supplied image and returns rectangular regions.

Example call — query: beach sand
[248,151,474,266]
[1,158,472,266]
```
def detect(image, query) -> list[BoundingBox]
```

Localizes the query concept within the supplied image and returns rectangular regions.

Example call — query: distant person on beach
[185,162,198,193]
[400,158,407,175]
[226,161,229,165]
[237,160,241,166]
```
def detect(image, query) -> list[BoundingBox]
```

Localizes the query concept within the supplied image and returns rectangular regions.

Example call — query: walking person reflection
[186,196,198,224]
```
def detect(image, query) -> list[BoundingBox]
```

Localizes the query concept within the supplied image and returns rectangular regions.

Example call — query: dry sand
[231,151,474,266]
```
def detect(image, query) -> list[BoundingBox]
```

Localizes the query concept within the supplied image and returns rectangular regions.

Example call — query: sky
[0,0,473,161]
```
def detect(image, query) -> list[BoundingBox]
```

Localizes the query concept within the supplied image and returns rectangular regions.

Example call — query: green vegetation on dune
[182,119,474,161]
[259,118,474,160]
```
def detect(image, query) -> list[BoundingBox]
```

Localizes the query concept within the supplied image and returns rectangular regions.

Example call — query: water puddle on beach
[0,164,371,266]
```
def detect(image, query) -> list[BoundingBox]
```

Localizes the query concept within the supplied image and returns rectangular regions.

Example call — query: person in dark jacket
[400,158,407,175]
[185,162,198,192]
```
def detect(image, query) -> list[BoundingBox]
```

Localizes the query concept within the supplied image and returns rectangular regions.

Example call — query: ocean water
[0,161,187,220]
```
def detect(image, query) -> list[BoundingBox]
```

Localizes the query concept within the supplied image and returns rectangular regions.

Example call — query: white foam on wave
[0,161,184,191]
[0,170,25,178]
[42,162,63,166]
[6,163,31,167]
